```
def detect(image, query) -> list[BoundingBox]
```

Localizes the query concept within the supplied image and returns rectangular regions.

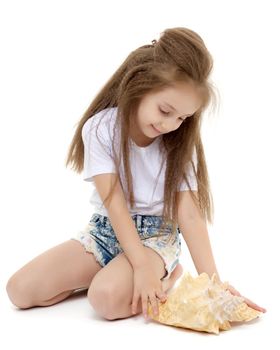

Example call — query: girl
[6,27,266,320]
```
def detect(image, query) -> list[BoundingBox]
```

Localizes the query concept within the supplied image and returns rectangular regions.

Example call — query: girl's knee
[87,283,121,319]
[6,274,34,309]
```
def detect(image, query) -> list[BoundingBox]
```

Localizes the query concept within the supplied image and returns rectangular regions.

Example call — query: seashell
[147,272,262,334]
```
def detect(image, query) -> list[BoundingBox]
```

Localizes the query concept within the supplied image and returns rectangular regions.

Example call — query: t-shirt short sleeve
[178,147,198,191]
[82,114,117,182]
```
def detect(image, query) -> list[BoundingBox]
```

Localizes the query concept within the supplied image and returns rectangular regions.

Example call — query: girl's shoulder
[82,107,118,134]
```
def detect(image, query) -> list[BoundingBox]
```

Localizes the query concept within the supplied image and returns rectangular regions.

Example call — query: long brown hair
[65,27,219,243]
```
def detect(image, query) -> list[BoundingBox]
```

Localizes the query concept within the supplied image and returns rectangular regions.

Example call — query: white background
[1,0,279,348]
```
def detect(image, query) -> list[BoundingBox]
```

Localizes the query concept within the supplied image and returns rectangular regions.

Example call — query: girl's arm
[177,191,267,314]
[93,173,149,268]
[177,190,221,281]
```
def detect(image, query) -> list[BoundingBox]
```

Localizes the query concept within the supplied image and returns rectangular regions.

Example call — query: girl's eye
[159,107,186,122]
[159,108,169,115]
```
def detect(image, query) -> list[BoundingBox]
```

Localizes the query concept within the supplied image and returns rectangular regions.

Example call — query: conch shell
[147,272,262,334]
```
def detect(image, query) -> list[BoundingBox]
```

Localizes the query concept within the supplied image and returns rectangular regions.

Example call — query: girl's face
[130,81,202,146]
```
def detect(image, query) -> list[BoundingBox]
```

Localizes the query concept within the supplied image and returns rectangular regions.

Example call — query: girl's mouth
[152,124,162,134]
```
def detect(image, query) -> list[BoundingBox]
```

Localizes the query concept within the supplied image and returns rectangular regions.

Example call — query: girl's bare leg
[6,239,102,309]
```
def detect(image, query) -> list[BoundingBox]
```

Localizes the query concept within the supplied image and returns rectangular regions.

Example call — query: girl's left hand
[226,284,267,313]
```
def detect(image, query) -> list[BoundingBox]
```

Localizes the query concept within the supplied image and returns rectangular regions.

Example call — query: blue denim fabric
[72,213,181,280]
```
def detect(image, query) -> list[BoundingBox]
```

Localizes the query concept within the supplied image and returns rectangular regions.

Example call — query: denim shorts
[71,213,182,281]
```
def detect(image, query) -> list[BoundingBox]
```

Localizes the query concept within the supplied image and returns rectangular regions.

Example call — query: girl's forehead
[149,84,202,111]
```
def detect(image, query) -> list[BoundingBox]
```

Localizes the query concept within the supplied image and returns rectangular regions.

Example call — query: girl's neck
[129,130,158,148]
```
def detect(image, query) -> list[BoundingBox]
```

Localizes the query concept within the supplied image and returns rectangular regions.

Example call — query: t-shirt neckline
[130,135,162,150]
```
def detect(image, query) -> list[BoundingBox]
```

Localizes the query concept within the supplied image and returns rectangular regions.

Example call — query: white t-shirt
[82,107,198,217]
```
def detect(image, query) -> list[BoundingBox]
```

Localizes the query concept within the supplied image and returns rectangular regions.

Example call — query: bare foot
[161,263,183,295]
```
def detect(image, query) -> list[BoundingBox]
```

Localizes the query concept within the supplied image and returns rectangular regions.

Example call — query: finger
[149,294,159,316]
[142,295,148,319]
[231,289,242,297]
[131,294,139,314]
[156,288,167,299]
[229,289,267,313]
[243,297,266,312]
[227,285,242,296]
[156,290,167,302]
[227,287,267,313]
[241,295,264,311]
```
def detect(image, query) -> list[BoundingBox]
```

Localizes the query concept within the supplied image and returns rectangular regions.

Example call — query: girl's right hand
[131,263,167,319]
